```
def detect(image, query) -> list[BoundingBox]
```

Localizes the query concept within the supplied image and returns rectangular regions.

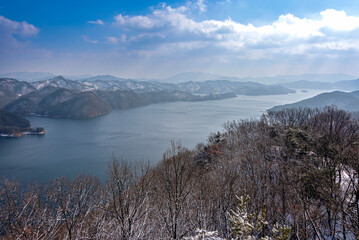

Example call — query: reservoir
[0,90,324,183]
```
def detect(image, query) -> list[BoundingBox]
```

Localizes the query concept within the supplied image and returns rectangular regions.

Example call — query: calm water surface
[0,90,325,183]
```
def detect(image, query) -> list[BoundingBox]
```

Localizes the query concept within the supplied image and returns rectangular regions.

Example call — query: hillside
[3,86,76,115]
[4,87,111,119]
[0,78,37,107]
[40,92,112,119]
[0,109,45,136]
[0,109,30,129]
[269,90,359,112]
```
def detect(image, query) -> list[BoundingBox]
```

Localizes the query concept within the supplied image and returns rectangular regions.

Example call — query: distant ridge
[0,72,55,82]
[162,72,357,84]
[0,72,92,82]
[269,90,359,112]
[2,72,356,84]
[162,72,242,83]
[79,75,129,82]
[276,79,359,91]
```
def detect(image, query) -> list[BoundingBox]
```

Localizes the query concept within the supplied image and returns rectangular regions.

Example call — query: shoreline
[0,130,45,138]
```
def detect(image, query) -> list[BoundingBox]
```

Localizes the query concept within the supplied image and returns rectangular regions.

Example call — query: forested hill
[0,109,30,129]
[0,109,30,135]
[0,109,45,136]
[1,106,359,239]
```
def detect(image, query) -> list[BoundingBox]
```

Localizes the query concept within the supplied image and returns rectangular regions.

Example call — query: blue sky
[1,0,359,78]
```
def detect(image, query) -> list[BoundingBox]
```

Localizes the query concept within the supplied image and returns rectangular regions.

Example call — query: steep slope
[0,78,37,107]
[3,86,72,115]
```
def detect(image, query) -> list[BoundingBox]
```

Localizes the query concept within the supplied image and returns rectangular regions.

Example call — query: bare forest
[1,106,359,239]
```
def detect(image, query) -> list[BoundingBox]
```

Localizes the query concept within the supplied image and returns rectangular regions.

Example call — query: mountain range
[28,75,295,95]
[3,72,356,119]
[0,77,238,119]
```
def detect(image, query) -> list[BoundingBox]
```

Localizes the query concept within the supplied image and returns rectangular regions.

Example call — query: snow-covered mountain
[28,76,295,96]
[81,79,177,92]
[32,76,94,92]
[0,78,37,107]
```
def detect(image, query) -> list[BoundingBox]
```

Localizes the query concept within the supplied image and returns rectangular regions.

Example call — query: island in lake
[0,109,45,137]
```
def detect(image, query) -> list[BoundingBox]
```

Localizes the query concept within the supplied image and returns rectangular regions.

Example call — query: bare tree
[105,157,152,240]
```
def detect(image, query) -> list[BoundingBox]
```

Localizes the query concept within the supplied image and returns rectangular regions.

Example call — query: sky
[1,0,359,78]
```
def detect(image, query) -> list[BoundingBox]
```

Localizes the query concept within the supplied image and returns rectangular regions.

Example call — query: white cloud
[0,15,39,50]
[0,15,39,37]
[88,19,104,25]
[111,7,359,60]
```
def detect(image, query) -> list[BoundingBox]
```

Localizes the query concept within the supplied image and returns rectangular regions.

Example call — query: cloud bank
[112,6,359,60]
[2,3,359,78]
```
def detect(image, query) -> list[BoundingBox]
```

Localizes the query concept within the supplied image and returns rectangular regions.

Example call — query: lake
[0,90,325,183]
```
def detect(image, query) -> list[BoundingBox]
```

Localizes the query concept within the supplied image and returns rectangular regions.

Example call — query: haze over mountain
[1,72,357,84]
[0,72,92,82]
[250,73,357,84]
[276,79,359,91]
[160,72,243,83]
[0,72,56,82]
[270,90,359,112]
